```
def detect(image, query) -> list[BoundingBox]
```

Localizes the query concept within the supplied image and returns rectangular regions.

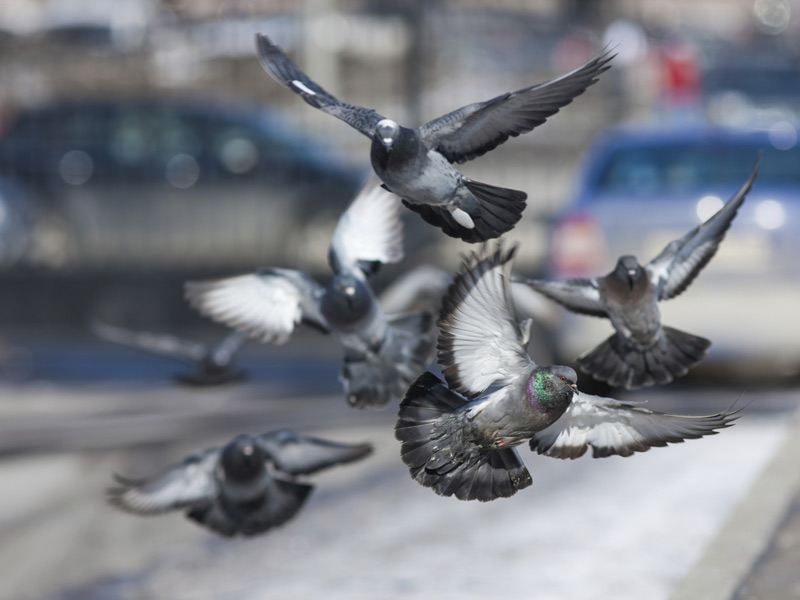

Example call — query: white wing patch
[291,80,317,95]
[530,391,738,459]
[185,273,306,344]
[331,179,404,271]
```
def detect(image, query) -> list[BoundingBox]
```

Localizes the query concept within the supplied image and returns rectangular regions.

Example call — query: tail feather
[342,311,435,408]
[402,180,526,243]
[578,326,711,389]
[395,372,532,501]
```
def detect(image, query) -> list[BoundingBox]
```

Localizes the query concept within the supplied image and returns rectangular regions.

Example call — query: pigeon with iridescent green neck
[255,33,613,243]
[395,243,739,502]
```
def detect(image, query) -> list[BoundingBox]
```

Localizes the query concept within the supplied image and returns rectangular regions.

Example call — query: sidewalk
[670,404,800,600]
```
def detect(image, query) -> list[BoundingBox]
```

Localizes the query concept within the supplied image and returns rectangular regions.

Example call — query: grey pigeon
[255,34,613,243]
[395,243,738,502]
[516,156,761,389]
[91,321,248,386]
[109,430,372,537]
[185,179,436,408]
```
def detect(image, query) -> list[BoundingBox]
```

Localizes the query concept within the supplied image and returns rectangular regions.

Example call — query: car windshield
[594,142,800,196]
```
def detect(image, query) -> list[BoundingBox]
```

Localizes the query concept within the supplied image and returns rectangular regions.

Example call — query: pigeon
[91,321,248,386]
[395,243,738,502]
[515,156,761,389]
[185,178,436,408]
[255,33,613,242]
[109,430,373,537]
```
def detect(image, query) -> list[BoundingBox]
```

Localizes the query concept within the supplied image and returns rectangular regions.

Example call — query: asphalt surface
[0,338,798,600]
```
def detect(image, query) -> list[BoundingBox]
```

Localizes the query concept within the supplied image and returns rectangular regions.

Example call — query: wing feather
[418,49,614,163]
[648,155,760,300]
[257,430,373,476]
[329,177,404,275]
[530,391,739,459]
[108,450,219,515]
[438,243,535,398]
[185,269,328,344]
[255,34,384,138]
[514,277,607,317]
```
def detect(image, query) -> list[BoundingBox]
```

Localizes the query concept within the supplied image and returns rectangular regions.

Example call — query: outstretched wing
[207,329,248,367]
[108,449,220,515]
[438,242,536,399]
[257,430,373,476]
[255,33,385,138]
[91,321,206,362]
[418,49,614,164]
[514,277,607,317]
[185,268,329,344]
[648,155,761,301]
[329,177,404,276]
[530,391,739,459]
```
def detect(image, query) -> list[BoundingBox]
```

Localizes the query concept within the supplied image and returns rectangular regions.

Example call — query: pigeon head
[526,365,577,411]
[375,119,400,149]
[321,274,374,326]
[220,434,266,482]
[615,255,643,289]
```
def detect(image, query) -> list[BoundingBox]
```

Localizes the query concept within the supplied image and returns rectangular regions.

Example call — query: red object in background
[658,40,700,106]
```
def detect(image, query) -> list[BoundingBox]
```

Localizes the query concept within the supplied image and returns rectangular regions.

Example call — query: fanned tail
[578,326,711,389]
[395,372,532,501]
[342,311,436,409]
[402,179,526,243]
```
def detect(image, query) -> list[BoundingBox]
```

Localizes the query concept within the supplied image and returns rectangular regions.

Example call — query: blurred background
[0,1,798,599]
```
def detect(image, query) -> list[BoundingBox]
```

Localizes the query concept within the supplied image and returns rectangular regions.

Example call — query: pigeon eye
[560,376,566,382]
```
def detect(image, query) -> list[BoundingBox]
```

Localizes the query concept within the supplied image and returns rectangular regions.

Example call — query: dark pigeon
[109,430,372,537]
[255,33,613,242]
[516,156,761,389]
[395,243,739,502]
[185,178,436,408]
[91,322,248,386]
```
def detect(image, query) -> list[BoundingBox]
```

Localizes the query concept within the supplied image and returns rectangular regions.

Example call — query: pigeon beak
[626,269,637,288]
[241,444,254,456]
[381,136,394,149]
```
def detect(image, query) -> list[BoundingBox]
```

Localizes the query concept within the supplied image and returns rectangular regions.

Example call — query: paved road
[0,354,796,600]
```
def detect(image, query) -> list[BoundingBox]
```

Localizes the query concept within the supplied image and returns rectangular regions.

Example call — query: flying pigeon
[91,321,248,386]
[515,156,761,389]
[185,178,436,408]
[109,430,372,537]
[255,34,613,243]
[395,243,738,502]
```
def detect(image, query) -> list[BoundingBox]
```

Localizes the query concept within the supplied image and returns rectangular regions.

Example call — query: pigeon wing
[185,268,329,344]
[438,243,536,399]
[108,449,220,515]
[257,430,373,476]
[255,34,385,138]
[530,391,739,459]
[329,177,404,276]
[648,155,760,301]
[91,321,207,362]
[418,49,613,164]
[514,277,607,317]
[207,329,248,367]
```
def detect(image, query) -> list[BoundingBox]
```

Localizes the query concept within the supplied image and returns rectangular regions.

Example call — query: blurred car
[0,97,365,273]
[541,122,800,382]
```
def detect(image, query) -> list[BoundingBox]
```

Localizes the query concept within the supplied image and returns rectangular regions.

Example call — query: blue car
[542,121,800,381]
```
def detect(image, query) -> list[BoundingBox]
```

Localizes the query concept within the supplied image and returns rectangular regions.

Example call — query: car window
[594,142,800,196]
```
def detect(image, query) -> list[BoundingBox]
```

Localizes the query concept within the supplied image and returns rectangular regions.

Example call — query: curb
[669,406,800,600]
